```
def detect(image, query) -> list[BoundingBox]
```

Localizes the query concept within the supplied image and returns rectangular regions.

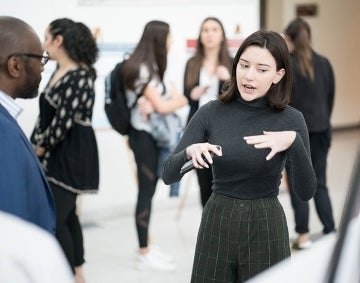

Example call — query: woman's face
[200,19,224,50]
[236,45,285,102]
[43,27,61,61]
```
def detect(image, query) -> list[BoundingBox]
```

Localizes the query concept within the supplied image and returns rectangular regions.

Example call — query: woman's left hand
[244,131,296,160]
[137,96,154,116]
[216,65,231,81]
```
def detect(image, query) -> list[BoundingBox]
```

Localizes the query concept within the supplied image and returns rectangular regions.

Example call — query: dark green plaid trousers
[191,193,290,283]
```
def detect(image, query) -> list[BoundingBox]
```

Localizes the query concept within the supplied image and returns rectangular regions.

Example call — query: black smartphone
[180,146,221,175]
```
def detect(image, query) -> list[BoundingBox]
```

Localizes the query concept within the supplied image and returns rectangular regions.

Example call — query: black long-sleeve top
[289,51,335,133]
[31,67,99,193]
[162,96,316,201]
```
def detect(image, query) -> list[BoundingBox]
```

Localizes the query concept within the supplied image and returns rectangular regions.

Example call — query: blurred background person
[284,17,336,250]
[30,18,99,283]
[0,211,73,283]
[183,17,233,207]
[121,20,187,271]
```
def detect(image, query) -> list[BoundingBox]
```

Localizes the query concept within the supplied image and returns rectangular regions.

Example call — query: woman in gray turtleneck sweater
[162,30,316,282]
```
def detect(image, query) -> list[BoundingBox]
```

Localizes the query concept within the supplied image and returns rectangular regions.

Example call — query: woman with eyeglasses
[30,18,99,283]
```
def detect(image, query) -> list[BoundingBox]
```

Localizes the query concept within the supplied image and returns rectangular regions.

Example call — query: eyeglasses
[8,51,51,66]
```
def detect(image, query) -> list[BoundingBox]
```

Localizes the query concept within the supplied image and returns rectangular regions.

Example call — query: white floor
[79,128,360,283]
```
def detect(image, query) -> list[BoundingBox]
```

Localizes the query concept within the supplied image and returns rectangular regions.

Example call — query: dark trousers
[129,129,158,248]
[289,129,335,234]
[50,183,84,273]
[196,167,213,207]
[191,193,290,283]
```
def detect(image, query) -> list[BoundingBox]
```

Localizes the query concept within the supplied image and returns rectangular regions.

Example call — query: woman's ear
[54,34,64,47]
[272,68,285,84]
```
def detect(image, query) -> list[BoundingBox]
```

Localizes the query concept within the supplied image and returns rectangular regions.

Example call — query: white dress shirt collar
[0,90,23,119]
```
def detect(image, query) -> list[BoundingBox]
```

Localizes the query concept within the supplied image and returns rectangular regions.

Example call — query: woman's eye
[239,63,248,69]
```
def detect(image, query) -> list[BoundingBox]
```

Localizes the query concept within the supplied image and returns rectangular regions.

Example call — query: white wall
[266,0,360,128]
[3,0,260,136]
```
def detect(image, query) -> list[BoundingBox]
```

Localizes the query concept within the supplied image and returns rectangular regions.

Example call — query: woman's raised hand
[244,131,296,160]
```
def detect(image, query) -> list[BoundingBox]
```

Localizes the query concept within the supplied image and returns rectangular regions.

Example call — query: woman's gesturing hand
[244,131,296,160]
[185,143,222,169]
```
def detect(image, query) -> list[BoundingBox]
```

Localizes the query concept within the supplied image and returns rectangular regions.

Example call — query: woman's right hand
[190,86,209,101]
[137,96,154,116]
[185,143,222,169]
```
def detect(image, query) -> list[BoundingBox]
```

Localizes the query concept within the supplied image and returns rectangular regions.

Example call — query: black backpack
[104,60,134,135]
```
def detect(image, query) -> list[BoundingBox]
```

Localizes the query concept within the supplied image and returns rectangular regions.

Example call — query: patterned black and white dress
[31,67,99,194]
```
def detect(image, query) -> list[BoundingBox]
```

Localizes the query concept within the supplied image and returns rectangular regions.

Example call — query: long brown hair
[284,17,314,80]
[184,17,232,90]
[122,20,170,91]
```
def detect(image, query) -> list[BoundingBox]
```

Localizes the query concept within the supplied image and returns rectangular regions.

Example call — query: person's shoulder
[282,105,305,117]
[198,99,227,114]
[282,105,306,123]
[313,51,332,66]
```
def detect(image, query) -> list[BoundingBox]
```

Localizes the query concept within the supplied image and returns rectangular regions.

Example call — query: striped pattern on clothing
[191,193,290,283]
[0,90,22,119]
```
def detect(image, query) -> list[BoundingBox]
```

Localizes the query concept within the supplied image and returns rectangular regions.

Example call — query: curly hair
[48,18,98,77]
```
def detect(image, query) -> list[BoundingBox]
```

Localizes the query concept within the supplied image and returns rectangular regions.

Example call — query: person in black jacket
[183,17,233,207]
[284,17,336,250]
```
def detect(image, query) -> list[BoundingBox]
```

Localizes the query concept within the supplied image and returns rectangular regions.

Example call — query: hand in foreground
[185,143,222,169]
[244,131,296,160]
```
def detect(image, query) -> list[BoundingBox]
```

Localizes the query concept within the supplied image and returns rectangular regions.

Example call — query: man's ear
[6,56,23,78]
[273,68,285,84]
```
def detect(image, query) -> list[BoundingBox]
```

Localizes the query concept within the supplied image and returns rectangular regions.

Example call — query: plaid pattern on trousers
[191,193,290,283]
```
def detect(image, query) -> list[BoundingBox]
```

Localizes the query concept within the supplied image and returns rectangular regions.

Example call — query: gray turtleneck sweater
[162,96,316,201]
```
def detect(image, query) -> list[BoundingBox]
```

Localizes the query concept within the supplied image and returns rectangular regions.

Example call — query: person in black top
[31,18,99,282]
[162,30,316,282]
[284,17,336,250]
[184,17,233,207]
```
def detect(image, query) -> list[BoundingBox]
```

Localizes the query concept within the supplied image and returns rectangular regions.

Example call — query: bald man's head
[0,16,44,99]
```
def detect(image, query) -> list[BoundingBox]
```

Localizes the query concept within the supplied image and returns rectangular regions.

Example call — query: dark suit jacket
[0,103,56,234]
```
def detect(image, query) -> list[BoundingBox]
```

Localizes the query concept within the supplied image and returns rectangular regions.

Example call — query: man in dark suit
[0,16,56,234]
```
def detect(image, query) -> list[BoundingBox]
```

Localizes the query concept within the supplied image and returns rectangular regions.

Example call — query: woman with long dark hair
[184,17,233,207]
[121,20,187,271]
[284,17,336,250]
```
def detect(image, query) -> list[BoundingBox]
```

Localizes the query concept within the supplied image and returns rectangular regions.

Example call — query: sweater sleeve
[326,58,335,117]
[285,111,317,201]
[162,101,212,184]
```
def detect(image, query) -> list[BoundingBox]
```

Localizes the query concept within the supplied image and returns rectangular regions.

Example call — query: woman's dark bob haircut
[220,30,292,110]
